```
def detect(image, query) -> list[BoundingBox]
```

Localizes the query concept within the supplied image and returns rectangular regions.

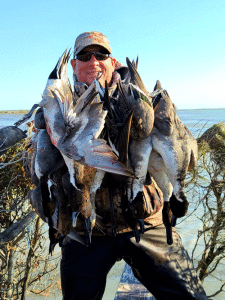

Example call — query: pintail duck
[148,80,198,244]
[26,125,73,252]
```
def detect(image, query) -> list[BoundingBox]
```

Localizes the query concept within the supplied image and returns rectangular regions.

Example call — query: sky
[1,0,225,110]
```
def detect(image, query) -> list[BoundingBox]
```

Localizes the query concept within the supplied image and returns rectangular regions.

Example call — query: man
[60,31,207,300]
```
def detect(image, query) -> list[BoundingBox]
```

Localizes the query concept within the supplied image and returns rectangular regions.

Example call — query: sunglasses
[75,51,110,62]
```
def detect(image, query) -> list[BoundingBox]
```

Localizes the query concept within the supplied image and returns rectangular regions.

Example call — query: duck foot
[171,215,177,227]
[58,235,66,247]
[133,226,141,243]
[49,242,56,255]
[121,193,145,243]
[166,226,173,245]
[111,225,117,237]
[84,217,92,247]
[48,227,59,254]
[138,218,145,234]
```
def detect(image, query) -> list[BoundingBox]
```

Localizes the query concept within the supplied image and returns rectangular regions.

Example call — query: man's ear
[71,59,76,72]
[111,57,117,69]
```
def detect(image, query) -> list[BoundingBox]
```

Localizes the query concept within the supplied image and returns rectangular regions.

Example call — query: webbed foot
[138,218,145,234]
[122,192,145,243]
[48,227,59,255]
[132,226,141,243]
[58,235,66,247]
[171,215,177,227]
[84,217,92,247]
[166,226,173,245]
[162,202,173,245]
[49,242,56,255]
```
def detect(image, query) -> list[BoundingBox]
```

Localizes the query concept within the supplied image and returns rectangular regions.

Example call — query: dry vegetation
[0,122,225,299]
[185,122,225,299]
[0,141,61,299]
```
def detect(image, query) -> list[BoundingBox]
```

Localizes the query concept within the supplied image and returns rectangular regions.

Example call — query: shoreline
[0,110,30,114]
[1,108,225,115]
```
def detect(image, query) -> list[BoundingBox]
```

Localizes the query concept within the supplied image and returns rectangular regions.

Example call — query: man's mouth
[88,70,102,75]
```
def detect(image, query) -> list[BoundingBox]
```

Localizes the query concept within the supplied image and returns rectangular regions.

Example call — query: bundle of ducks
[2,49,198,251]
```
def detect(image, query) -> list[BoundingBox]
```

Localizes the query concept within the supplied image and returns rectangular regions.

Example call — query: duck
[122,58,155,202]
[26,127,68,252]
[147,81,198,244]
[112,58,155,239]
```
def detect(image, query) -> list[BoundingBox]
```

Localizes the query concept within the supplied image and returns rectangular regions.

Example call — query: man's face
[71,45,116,87]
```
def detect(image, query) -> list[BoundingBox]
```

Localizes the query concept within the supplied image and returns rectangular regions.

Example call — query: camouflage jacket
[80,177,164,236]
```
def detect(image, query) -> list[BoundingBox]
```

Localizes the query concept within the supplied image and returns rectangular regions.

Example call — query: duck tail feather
[126,57,148,96]
[117,79,128,105]
[14,104,39,127]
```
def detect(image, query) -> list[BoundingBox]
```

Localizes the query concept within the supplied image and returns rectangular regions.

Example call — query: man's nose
[89,54,99,64]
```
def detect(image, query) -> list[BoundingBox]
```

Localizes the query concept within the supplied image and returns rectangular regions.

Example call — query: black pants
[60,224,207,300]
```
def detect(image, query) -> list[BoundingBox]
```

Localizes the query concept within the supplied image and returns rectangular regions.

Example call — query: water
[177,108,225,137]
[1,109,225,299]
[0,113,32,131]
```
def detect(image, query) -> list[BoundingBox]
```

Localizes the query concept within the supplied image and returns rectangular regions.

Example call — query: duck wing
[0,126,26,155]
[152,81,198,168]
[152,85,176,137]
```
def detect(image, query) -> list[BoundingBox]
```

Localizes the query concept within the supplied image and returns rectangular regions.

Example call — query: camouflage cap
[73,31,112,57]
